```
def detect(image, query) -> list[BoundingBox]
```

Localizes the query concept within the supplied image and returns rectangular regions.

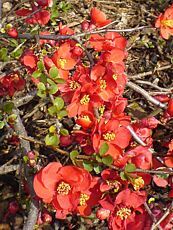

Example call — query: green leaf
[70,150,79,161]
[48,105,57,116]
[54,78,65,84]
[95,155,102,163]
[125,163,136,173]
[40,74,47,84]
[102,155,113,166]
[37,82,46,98]
[7,114,17,124]
[49,125,56,133]
[23,156,29,163]
[60,128,69,136]
[37,61,44,71]
[120,172,128,181]
[0,48,9,61]
[47,79,58,95]
[54,97,64,110]
[45,133,59,146]
[99,142,109,156]
[32,70,42,78]
[93,165,102,174]
[0,121,5,129]
[49,66,59,78]
[3,102,14,113]
[57,110,68,119]
[83,161,93,172]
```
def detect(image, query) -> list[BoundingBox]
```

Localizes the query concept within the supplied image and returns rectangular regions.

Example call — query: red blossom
[90,8,111,28]
[34,163,93,218]
[155,4,173,39]
[20,49,38,73]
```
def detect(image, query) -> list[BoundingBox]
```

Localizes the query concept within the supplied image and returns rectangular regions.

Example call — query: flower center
[103,132,116,141]
[59,58,67,68]
[100,79,107,90]
[132,177,144,191]
[80,94,90,105]
[98,105,105,117]
[106,180,121,192]
[69,81,80,90]
[80,115,91,121]
[162,19,173,27]
[79,193,89,206]
[112,74,118,81]
[57,181,71,195]
[116,207,131,220]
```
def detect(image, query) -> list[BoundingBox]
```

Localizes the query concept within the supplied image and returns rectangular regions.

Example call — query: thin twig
[136,80,173,92]
[126,81,167,109]
[129,65,172,79]
[0,164,20,175]
[151,201,173,230]
[13,108,39,230]
[144,202,163,230]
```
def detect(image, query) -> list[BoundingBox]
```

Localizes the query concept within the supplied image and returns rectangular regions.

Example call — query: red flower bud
[72,46,83,56]
[27,151,36,160]
[81,20,90,31]
[154,95,170,103]
[60,135,72,147]
[8,201,19,214]
[96,208,110,220]
[42,211,52,223]
[7,28,18,38]
[167,98,173,116]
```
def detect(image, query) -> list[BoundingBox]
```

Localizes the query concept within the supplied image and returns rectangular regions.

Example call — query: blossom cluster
[1,3,173,230]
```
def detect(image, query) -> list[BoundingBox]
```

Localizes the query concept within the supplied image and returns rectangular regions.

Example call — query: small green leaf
[48,105,57,116]
[54,97,64,110]
[40,74,47,84]
[37,61,44,71]
[49,125,56,133]
[120,172,128,181]
[83,161,93,172]
[57,110,68,119]
[125,163,136,173]
[32,70,42,78]
[99,142,109,156]
[45,133,59,146]
[0,121,5,129]
[95,155,102,163]
[0,48,9,61]
[47,79,58,95]
[3,102,14,113]
[49,66,59,78]
[23,156,29,163]
[60,128,69,136]
[102,155,113,166]
[70,150,79,161]
[54,78,65,84]
[7,114,17,124]
[93,165,102,174]
[37,82,46,98]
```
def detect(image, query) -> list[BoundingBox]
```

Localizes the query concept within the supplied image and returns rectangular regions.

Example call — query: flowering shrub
[1,2,173,230]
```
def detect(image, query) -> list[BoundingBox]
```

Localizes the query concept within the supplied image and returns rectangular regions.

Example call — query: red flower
[155,4,173,39]
[90,8,111,28]
[36,0,53,7]
[34,163,92,219]
[93,117,131,160]
[20,49,38,73]
[77,177,102,216]
[16,5,50,25]
[0,72,25,97]
[108,189,146,230]
[126,146,152,169]
[167,98,173,116]
[76,111,96,130]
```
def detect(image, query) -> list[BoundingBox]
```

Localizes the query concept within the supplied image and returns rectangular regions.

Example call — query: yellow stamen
[103,132,116,141]
[69,81,80,90]
[116,207,131,220]
[98,105,105,116]
[79,193,89,206]
[132,177,144,191]
[162,19,173,27]
[106,180,120,192]
[112,74,118,81]
[100,79,107,90]
[80,94,90,105]
[57,181,71,195]
[59,58,67,68]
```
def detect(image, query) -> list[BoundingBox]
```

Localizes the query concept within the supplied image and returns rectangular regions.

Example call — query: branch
[0,164,19,175]
[129,64,173,79]
[126,81,166,109]
[13,108,39,230]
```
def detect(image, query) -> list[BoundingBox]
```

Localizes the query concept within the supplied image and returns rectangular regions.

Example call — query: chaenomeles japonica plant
[1,1,173,229]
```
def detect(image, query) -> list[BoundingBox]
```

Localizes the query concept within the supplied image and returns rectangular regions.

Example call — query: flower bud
[8,201,19,214]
